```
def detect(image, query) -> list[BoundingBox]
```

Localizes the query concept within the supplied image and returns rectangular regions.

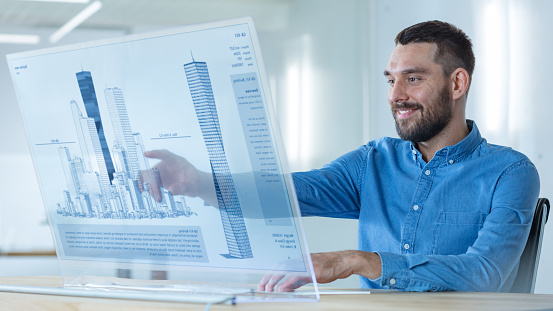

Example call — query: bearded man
[260,20,540,292]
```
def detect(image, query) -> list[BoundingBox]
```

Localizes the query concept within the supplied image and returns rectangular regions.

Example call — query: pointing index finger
[143,149,171,160]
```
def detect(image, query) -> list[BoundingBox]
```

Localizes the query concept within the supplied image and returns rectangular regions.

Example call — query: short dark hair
[395,20,475,87]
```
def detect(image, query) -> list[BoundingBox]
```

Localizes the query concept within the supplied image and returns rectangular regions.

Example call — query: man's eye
[409,77,420,82]
[387,79,395,85]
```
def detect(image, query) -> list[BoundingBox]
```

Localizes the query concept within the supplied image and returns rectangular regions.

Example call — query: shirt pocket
[432,212,485,255]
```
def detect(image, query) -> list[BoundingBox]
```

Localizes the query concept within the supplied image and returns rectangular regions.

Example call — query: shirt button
[413,205,419,211]
[389,278,396,285]
[449,159,454,164]
[412,150,416,154]
[404,243,410,250]
[413,156,416,161]
[425,170,431,175]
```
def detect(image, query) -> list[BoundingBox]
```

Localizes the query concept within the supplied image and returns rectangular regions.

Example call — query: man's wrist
[350,250,382,280]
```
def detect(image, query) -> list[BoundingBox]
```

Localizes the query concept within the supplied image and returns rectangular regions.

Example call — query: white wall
[500,0,553,294]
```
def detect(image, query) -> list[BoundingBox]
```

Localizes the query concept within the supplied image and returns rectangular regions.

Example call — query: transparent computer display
[7,18,317,302]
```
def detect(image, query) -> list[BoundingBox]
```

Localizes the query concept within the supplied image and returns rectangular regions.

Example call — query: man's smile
[396,108,419,119]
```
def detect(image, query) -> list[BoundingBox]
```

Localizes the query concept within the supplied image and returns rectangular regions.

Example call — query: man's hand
[138,150,216,205]
[257,250,382,292]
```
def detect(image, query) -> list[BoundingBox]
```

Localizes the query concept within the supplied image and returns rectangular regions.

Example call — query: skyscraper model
[76,70,116,184]
[104,87,141,179]
[70,99,112,203]
[104,87,147,214]
[184,57,253,259]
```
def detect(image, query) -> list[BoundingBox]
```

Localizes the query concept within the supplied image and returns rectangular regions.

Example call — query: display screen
[7,18,311,280]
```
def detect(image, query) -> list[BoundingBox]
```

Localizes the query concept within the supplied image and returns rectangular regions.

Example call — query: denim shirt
[293,121,540,292]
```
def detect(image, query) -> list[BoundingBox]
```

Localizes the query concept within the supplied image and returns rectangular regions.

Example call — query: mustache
[392,102,422,110]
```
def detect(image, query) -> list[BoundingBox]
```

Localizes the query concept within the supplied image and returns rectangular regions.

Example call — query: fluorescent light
[299,34,313,169]
[285,64,301,166]
[49,0,102,43]
[0,34,40,44]
[481,0,509,135]
[19,0,90,3]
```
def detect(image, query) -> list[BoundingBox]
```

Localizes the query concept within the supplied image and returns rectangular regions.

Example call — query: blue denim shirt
[293,121,540,292]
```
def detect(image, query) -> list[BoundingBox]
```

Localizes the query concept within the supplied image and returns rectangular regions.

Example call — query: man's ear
[450,68,470,100]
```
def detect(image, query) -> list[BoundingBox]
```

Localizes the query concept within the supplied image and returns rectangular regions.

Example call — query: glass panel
[7,17,318,302]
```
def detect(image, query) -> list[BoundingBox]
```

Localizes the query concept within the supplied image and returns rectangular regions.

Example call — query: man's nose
[388,81,408,104]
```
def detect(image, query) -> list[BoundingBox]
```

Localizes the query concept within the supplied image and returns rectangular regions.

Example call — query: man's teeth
[399,110,411,114]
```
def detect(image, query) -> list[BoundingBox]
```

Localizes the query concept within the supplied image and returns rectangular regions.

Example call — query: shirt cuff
[374,252,410,289]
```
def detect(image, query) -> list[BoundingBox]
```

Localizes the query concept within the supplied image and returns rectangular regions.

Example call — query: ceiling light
[0,34,40,44]
[49,1,102,44]
[19,0,90,3]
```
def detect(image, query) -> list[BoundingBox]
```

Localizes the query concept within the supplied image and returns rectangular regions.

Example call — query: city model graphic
[56,58,253,259]
[56,71,195,220]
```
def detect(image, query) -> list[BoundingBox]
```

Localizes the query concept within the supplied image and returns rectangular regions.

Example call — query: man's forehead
[385,42,439,75]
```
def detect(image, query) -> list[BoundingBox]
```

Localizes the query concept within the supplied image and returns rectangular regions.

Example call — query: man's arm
[271,159,540,292]
[311,251,382,282]
[292,145,369,218]
[262,251,381,292]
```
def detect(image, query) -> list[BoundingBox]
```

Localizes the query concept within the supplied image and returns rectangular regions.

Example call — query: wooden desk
[0,276,552,311]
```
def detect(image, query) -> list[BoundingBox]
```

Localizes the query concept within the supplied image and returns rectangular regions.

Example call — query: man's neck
[416,119,470,163]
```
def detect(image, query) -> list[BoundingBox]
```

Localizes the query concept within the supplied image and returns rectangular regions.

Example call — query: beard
[392,84,452,143]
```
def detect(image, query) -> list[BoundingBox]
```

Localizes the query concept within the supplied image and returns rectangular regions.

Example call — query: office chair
[510,198,550,293]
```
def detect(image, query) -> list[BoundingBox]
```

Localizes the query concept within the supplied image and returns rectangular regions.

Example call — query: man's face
[384,43,453,142]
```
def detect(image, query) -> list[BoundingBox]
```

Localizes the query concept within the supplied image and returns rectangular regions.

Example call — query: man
[143,20,540,292]
[261,20,540,292]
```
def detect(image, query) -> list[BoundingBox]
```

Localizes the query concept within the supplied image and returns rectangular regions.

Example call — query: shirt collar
[410,120,483,164]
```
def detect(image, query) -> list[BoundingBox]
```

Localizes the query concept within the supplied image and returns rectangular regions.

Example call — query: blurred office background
[0,0,551,292]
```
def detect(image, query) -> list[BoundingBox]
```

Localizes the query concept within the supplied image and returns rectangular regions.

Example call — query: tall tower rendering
[76,70,115,182]
[104,87,140,179]
[184,59,253,259]
[104,87,146,214]
[70,100,112,199]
